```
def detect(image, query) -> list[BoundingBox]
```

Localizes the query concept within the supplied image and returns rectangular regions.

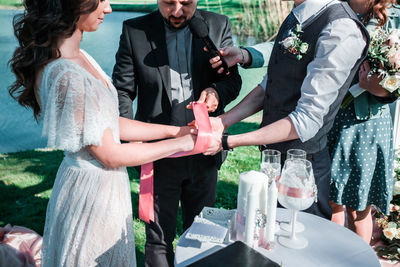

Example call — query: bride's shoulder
[42,58,82,84]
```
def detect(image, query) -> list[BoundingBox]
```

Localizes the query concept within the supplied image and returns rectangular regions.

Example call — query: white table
[175,208,380,267]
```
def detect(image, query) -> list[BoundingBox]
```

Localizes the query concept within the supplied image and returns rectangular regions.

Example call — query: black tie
[281,12,298,38]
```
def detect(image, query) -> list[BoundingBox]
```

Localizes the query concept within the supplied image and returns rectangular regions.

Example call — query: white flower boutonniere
[279,24,309,60]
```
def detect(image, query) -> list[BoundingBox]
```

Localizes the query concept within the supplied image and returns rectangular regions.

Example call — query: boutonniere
[279,24,309,60]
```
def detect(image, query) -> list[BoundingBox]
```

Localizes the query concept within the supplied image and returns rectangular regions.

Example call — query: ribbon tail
[138,102,211,224]
[139,162,155,224]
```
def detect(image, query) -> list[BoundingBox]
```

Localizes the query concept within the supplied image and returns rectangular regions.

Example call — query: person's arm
[204,16,242,112]
[288,18,367,142]
[89,128,195,169]
[209,42,274,74]
[206,18,367,154]
[204,84,265,154]
[219,85,265,128]
[112,21,136,119]
[118,117,192,142]
[243,42,274,68]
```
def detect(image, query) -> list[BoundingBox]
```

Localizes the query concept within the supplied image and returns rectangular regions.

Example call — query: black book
[188,241,280,267]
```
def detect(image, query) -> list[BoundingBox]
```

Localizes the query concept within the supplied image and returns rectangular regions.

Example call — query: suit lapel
[191,10,206,99]
[148,12,172,104]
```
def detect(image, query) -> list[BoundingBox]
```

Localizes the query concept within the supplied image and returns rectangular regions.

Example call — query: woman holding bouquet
[329,0,399,244]
[8,0,197,265]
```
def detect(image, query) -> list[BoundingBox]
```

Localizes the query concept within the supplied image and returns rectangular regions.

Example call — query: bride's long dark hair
[8,0,100,119]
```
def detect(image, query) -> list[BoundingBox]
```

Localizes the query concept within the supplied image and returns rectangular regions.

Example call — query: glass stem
[290,210,297,240]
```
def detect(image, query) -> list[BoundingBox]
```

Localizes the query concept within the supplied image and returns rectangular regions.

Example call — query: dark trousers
[303,146,332,219]
[144,154,218,267]
[277,146,332,220]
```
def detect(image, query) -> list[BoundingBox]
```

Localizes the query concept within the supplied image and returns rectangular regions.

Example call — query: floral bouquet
[375,155,400,261]
[367,28,400,95]
[342,27,400,108]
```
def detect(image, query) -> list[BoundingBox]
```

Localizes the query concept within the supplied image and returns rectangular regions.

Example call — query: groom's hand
[203,117,224,155]
[187,88,220,113]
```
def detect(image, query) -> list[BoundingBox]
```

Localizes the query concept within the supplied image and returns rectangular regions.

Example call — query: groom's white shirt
[260,0,366,142]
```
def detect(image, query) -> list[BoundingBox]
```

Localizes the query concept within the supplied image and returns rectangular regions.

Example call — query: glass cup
[287,149,306,160]
[277,159,317,249]
[260,149,281,184]
[280,149,307,233]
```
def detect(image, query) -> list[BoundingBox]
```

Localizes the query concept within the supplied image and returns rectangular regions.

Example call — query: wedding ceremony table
[174,208,380,267]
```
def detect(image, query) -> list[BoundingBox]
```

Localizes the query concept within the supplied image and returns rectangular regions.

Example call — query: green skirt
[328,104,394,215]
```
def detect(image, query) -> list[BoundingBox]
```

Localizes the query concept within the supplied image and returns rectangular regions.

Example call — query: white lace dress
[39,50,136,267]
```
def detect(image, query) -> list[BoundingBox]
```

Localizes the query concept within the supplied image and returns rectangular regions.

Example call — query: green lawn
[0,117,261,266]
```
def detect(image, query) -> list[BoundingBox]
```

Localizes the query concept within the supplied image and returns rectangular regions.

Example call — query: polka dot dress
[328,101,394,215]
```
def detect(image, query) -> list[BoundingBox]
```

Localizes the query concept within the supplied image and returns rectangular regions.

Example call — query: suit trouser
[277,146,333,220]
[144,154,218,267]
[303,146,333,219]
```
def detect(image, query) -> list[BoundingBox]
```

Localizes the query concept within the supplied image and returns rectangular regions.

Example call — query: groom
[206,0,370,220]
[112,0,241,266]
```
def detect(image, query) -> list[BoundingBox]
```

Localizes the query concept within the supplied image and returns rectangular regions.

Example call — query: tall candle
[244,185,258,246]
[265,179,278,244]
[237,171,267,216]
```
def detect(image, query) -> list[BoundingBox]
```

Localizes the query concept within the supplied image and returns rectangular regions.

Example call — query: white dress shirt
[259,0,367,142]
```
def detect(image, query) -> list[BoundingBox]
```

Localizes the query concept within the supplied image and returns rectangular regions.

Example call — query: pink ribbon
[277,182,314,199]
[139,103,212,223]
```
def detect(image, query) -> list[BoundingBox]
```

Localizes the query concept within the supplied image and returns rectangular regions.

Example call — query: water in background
[0,9,267,153]
[0,10,144,153]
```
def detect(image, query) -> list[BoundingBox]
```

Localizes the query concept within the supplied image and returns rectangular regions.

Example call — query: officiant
[112,0,241,265]
[205,0,369,220]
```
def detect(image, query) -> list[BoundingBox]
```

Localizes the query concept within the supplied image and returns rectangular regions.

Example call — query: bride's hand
[178,133,197,152]
[176,124,198,137]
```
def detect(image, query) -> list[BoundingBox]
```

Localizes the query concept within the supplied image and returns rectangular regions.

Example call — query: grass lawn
[0,116,261,266]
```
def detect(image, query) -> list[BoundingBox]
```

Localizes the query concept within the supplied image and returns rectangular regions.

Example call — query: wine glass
[260,149,281,183]
[277,159,317,249]
[280,149,307,233]
[287,149,306,160]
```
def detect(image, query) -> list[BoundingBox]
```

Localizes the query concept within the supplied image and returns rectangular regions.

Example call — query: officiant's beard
[164,15,190,29]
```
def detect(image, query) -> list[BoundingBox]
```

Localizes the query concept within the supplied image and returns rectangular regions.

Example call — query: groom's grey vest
[260,2,369,154]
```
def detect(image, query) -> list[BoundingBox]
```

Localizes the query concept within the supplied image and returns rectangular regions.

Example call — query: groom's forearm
[118,117,182,142]
[220,85,265,128]
[227,117,299,149]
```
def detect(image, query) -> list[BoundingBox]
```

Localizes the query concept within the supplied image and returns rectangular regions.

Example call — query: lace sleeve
[41,65,109,152]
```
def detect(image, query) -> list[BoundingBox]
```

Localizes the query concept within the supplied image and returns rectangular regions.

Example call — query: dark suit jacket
[112,9,242,125]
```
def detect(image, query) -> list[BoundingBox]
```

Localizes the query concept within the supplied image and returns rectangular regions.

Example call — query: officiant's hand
[359,61,390,98]
[186,88,220,113]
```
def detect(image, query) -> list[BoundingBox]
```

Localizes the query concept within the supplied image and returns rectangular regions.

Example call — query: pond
[0,9,266,153]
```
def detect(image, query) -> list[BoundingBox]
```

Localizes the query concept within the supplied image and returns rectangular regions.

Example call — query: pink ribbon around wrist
[138,102,212,224]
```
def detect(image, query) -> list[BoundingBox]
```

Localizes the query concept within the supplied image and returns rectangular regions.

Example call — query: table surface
[175,208,380,267]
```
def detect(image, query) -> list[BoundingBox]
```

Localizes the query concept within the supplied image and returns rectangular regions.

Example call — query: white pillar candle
[236,171,268,242]
[237,171,267,216]
[265,179,278,244]
[244,185,258,246]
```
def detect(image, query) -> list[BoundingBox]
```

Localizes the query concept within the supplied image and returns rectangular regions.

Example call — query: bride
[8,0,196,266]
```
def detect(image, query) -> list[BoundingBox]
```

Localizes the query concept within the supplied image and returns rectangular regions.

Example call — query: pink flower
[388,47,400,69]
[388,30,400,46]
